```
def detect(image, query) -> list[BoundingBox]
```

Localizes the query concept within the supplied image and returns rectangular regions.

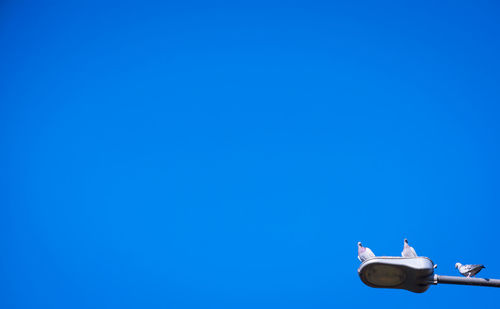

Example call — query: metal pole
[432,275,500,288]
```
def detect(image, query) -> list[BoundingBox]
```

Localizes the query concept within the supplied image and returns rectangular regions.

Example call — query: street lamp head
[358,257,435,293]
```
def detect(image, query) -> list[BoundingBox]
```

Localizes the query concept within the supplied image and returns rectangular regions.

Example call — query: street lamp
[358,257,435,293]
[358,257,500,293]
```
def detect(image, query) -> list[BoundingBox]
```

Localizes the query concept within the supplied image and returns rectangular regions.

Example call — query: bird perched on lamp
[401,238,418,258]
[357,242,375,262]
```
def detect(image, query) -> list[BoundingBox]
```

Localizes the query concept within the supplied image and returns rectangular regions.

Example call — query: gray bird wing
[365,247,375,258]
[467,264,484,275]
[402,246,417,257]
[461,264,475,272]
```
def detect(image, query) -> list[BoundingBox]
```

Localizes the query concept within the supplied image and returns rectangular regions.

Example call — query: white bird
[401,238,418,257]
[455,263,485,278]
[358,242,375,262]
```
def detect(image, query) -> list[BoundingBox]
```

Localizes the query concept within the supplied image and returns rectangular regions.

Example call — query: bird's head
[455,263,461,269]
[404,238,408,243]
[358,242,362,247]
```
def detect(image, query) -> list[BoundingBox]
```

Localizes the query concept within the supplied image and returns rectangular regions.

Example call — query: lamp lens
[364,265,406,287]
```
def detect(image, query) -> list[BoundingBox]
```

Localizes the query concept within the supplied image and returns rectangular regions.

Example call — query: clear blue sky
[2,1,500,308]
